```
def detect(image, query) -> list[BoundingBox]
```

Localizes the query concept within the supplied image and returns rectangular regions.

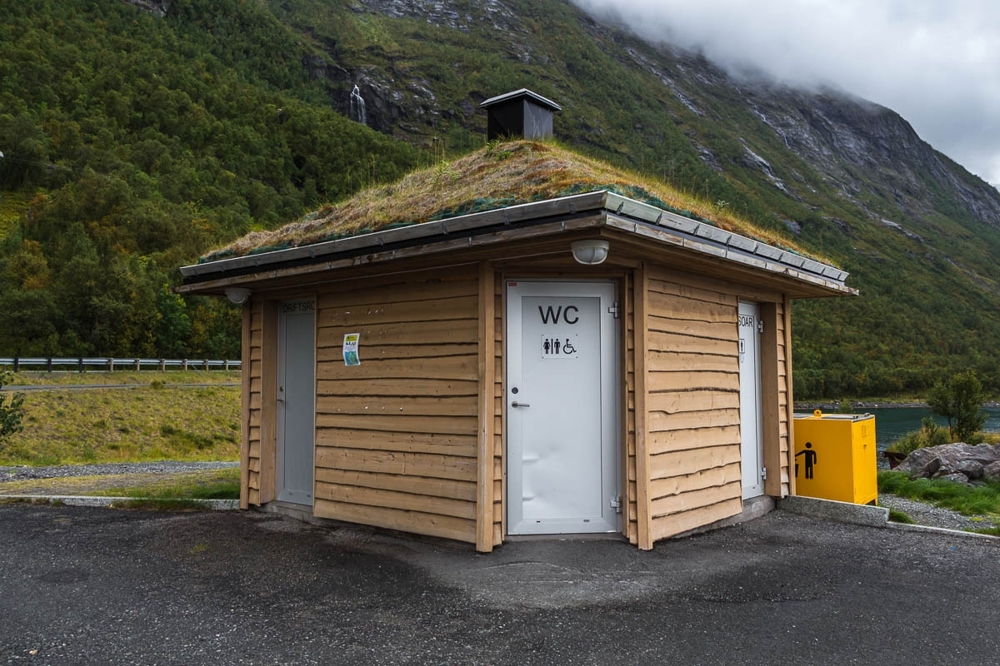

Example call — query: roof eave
[179,191,853,297]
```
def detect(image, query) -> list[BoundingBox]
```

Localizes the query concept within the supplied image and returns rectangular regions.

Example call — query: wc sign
[538,304,580,359]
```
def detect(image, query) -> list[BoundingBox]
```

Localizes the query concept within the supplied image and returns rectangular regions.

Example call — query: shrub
[886,417,950,455]
[927,370,987,442]
[0,370,25,448]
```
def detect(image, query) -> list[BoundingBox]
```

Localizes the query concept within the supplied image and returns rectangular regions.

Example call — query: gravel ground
[879,493,998,531]
[0,461,237,483]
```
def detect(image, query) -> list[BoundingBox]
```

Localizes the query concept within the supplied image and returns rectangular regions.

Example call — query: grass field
[0,372,240,465]
[0,468,240,499]
[6,370,239,387]
[89,468,241,500]
[878,471,1000,518]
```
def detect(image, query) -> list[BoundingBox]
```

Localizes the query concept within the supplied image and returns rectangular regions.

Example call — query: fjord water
[820,406,1000,456]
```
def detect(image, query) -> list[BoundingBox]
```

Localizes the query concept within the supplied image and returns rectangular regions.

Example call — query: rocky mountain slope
[263,0,1000,397]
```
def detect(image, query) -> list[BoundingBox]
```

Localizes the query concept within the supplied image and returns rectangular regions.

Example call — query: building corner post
[476,263,497,552]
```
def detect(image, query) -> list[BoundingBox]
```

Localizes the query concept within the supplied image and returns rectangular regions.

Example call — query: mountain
[2,0,999,399]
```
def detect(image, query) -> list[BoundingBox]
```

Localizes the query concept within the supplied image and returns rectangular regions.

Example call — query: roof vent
[480,89,561,141]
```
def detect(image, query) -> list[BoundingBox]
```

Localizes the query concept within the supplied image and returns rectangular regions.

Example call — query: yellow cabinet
[793,410,877,505]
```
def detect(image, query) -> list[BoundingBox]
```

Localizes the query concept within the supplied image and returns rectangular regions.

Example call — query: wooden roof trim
[603,192,850,284]
[176,215,605,294]
[180,191,607,281]
[180,189,852,296]
[604,216,855,295]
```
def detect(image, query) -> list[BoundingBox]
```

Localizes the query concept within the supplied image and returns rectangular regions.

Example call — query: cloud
[571,0,1000,185]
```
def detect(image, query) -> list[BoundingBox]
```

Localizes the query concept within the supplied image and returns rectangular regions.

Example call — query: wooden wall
[244,299,264,506]
[235,254,794,550]
[642,267,745,543]
[310,267,481,544]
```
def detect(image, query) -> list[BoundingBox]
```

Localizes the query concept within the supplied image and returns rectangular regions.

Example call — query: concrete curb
[0,495,240,510]
[778,495,888,527]
[779,495,1000,541]
[885,521,999,540]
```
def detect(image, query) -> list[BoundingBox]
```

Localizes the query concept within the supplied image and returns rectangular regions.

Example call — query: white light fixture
[225,287,252,305]
[570,240,610,265]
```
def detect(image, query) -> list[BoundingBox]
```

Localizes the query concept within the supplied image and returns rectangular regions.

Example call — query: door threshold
[505,532,626,543]
[259,500,315,522]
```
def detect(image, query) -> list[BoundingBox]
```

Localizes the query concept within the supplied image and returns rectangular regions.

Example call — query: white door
[738,301,764,499]
[506,281,619,535]
[276,299,316,505]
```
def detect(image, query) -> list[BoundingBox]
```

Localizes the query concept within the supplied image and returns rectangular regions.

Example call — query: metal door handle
[511,401,530,408]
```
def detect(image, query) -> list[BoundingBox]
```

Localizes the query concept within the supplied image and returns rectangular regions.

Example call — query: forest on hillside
[0,0,419,358]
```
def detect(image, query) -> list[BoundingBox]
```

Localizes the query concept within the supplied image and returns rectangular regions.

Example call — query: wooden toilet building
[179,135,854,552]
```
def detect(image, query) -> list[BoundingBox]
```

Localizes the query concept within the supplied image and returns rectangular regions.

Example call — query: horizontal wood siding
[645,275,743,542]
[246,300,264,506]
[312,268,480,543]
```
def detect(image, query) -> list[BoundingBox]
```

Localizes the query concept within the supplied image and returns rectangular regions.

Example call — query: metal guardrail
[0,358,241,372]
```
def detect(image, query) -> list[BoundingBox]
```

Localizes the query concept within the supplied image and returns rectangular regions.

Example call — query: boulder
[983,461,1000,484]
[936,472,971,485]
[956,459,985,480]
[896,443,1000,481]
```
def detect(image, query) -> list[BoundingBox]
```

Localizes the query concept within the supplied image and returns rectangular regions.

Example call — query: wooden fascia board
[180,191,609,282]
[176,215,606,295]
[600,224,854,299]
[179,199,852,301]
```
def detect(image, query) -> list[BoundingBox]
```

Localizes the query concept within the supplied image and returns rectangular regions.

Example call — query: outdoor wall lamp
[570,240,610,265]
[225,287,252,305]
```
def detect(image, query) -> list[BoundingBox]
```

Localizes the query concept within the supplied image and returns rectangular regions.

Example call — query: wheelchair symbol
[562,339,576,355]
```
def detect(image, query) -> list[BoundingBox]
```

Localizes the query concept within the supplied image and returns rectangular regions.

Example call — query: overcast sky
[571,0,1000,187]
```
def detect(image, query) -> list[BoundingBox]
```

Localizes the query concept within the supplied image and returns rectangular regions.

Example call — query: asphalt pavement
[0,505,997,665]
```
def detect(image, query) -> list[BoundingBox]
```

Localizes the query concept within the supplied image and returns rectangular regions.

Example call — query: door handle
[511,401,530,408]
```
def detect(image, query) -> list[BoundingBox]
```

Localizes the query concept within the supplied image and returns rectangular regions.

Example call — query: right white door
[738,301,764,499]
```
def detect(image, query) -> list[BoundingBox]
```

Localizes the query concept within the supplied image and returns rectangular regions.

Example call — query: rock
[956,459,985,480]
[936,472,971,485]
[124,0,171,17]
[897,443,1000,481]
[983,461,1000,484]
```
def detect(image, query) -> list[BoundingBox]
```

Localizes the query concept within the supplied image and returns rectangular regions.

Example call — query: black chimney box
[480,89,561,141]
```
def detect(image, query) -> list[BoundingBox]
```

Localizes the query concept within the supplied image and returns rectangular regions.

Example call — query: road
[0,506,997,665]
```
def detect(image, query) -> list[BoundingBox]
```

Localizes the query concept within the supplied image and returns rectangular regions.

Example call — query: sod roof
[201,140,813,263]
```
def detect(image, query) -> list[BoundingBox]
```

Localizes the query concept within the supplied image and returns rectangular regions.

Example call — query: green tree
[926,371,987,442]
[0,370,25,448]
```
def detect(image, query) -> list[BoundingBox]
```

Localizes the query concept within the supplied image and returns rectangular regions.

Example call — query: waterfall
[349,85,367,126]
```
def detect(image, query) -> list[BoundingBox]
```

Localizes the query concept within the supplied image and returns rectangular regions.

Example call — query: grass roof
[202,140,811,262]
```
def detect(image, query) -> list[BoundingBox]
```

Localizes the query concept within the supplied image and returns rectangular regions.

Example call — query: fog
[571,0,1000,186]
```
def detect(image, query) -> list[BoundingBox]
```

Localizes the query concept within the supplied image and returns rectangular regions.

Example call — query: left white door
[277,299,315,505]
